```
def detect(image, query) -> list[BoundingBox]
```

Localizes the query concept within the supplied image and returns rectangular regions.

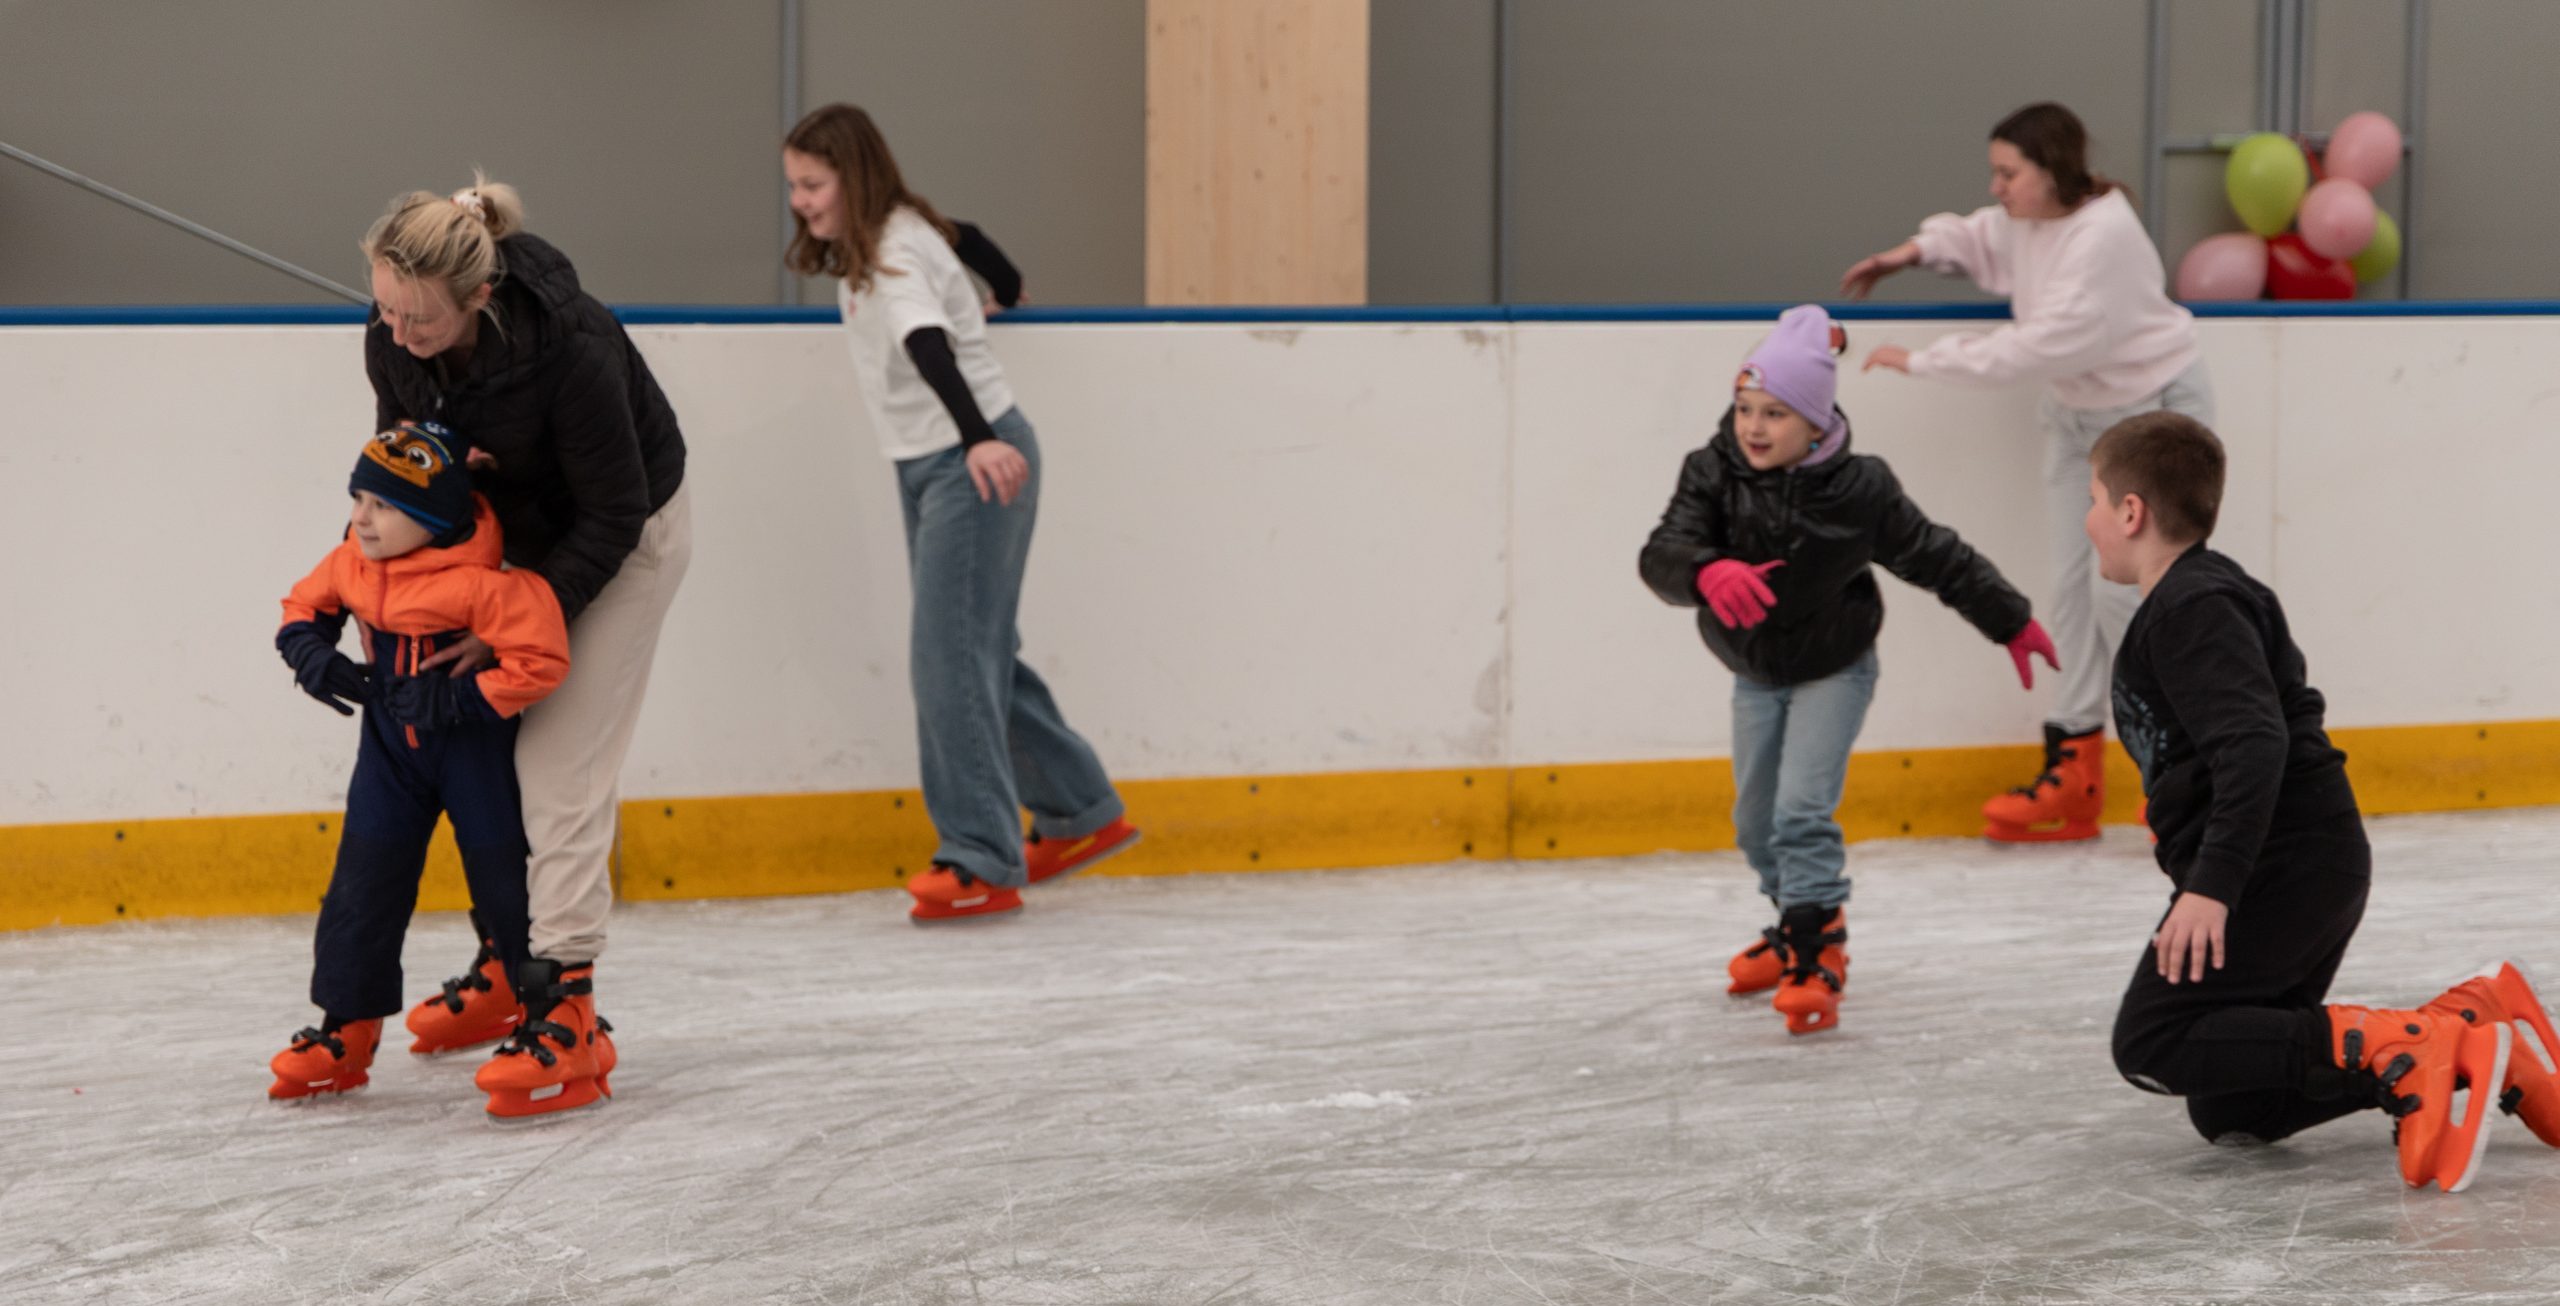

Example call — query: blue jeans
[1730,648,1879,911]
[896,408,1125,887]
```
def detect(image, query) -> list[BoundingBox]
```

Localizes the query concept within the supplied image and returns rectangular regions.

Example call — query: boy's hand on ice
[1696,559,1785,629]
[2005,619,2060,689]
[1860,346,1911,374]
[2154,892,2229,985]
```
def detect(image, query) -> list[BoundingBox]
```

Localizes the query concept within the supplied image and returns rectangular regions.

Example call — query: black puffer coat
[1639,407,2031,687]
[366,233,687,625]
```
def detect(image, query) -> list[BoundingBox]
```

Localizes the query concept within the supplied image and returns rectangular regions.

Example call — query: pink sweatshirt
[1907,189,2199,411]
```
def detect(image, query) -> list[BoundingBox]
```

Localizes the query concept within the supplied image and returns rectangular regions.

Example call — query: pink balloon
[2298,178,2378,260]
[2175,232,2269,301]
[2325,111,2403,189]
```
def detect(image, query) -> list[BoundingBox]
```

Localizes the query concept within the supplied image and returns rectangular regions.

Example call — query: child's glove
[276,621,372,716]
[380,672,500,730]
[2005,618,2060,689]
[1695,559,1785,630]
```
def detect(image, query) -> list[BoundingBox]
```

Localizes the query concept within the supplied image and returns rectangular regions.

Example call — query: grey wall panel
[2413,2,2557,298]
[1368,0,1498,304]
[2158,0,2270,292]
[2165,0,2261,140]
[1501,0,2151,304]
[0,0,783,305]
[798,0,1145,307]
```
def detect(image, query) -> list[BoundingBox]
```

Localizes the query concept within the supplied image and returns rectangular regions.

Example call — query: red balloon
[2265,232,2355,300]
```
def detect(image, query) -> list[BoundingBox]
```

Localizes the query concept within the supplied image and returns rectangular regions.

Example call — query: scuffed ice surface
[5,810,2559,1303]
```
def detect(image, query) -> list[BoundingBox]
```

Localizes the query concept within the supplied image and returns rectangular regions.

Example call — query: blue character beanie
[350,420,473,540]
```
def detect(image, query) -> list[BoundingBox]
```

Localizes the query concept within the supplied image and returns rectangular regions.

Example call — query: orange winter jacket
[280,495,570,718]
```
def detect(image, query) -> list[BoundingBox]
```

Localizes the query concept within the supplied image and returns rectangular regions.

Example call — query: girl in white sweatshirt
[1843,101,2213,845]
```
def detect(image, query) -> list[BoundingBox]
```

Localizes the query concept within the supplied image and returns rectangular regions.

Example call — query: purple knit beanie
[1737,305,1847,438]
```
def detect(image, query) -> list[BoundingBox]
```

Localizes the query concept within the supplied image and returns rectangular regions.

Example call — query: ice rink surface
[5,809,2559,1305]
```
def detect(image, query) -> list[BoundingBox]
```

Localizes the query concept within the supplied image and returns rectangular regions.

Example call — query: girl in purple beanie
[1640,305,2056,1034]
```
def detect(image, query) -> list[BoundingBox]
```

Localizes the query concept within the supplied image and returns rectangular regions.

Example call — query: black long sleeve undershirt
[951,221,1023,308]
[902,326,999,448]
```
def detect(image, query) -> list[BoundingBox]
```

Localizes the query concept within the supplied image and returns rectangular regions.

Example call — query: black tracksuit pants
[2111,818,2373,1143]
[310,697,532,1023]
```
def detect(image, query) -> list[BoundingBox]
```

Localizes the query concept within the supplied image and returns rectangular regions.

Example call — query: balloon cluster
[2176,111,2404,301]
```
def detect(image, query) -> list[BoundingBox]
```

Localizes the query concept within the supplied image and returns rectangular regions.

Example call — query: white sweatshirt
[1907,189,2199,411]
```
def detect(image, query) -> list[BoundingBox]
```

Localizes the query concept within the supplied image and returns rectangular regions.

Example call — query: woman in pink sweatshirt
[1841,101,2211,846]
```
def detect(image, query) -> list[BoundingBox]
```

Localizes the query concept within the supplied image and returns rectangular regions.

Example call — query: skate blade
[1030,828,1143,886]
[268,1077,369,1102]
[909,897,1024,924]
[1982,821,2100,844]
[2436,1023,2513,1193]
[408,1031,515,1058]
[484,1078,606,1123]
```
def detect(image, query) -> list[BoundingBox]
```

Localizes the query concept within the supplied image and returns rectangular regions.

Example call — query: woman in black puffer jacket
[360,176,690,1118]
[1640,305,2048,1037]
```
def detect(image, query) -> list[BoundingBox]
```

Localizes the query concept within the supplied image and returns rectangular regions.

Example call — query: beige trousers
[520,482,693,963]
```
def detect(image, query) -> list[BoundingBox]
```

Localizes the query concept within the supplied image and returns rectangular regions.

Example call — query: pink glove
[1696,559,1785,629]
[2006,618,2060,689]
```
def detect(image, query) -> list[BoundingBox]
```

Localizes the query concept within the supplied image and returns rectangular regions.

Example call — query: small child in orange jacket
[266,421,571,1105]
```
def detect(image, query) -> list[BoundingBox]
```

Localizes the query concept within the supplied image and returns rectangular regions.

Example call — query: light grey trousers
[2038,362,2216,736]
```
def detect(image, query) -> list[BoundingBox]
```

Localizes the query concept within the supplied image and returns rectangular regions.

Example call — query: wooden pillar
[1145,0,1369,305]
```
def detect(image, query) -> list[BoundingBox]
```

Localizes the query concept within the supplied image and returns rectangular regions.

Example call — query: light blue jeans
[896,408,1124,887]
[1730,648,1879,911]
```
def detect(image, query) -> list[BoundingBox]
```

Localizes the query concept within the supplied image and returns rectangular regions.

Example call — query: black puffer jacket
[366,233,686,625]
[1639,407,2031,686]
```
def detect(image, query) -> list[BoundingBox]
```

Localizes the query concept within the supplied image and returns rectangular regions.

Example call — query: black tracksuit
[2107,545,2373,1143]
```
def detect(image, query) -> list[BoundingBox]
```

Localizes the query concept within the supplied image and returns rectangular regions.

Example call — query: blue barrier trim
[7,300,2560,328]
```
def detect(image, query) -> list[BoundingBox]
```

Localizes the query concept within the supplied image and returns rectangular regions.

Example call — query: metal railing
[0,139,369,305]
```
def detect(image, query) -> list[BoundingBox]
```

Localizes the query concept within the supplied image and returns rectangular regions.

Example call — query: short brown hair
[2091,412,2224,543]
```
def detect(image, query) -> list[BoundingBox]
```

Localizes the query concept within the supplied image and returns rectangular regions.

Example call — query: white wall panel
[1,315,2540,827]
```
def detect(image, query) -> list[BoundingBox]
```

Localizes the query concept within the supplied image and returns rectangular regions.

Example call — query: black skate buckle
[437,969,494,1013]
[494,1018,576,1068]
[290,1026,345,1057]
[2502,1085,2527,1118]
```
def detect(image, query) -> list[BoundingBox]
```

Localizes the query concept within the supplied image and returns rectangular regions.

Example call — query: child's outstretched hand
[2005,619,2060,689]
[2154,892,2229,984]
[1696,559,1785,629]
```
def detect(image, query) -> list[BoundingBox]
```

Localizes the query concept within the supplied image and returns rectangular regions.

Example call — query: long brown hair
[784,103,956,289]
[1991,102,2127,210]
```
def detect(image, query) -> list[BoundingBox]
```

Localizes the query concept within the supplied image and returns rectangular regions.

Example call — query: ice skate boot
[1727,921,1786,995]
[2424,961,2560,1147]
[1770,905,1848,1035]
[477,960,607,1121]
[2327,1003,2512,1192]
[404,932,520,1055]
[1983,725,2104,843]
[908,864,1023,923]
[268,1017,382,1100]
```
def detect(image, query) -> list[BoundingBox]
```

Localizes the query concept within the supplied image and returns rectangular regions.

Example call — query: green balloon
[2225,133,2310,238]
[2349,209,2402,284]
